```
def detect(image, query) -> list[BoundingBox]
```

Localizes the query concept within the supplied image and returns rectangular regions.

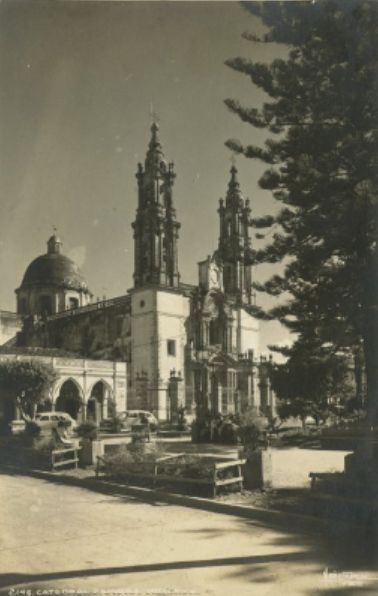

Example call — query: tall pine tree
[225,1,378,423]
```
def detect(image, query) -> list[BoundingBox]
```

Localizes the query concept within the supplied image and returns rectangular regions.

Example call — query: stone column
[253,367,260,409]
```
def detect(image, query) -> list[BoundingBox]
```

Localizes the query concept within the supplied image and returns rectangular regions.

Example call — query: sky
[0,0,291,354]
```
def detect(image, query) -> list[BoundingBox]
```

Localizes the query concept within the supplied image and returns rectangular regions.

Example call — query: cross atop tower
[149,103,160,126]
[47,229,62,255]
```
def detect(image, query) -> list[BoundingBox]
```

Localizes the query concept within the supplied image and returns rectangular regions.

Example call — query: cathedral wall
[21,297,131,361]
[236,308,259,356]
[130,288,190,420]
[156,291,190,418]
[130,288,157,384]
[17,286,88,317]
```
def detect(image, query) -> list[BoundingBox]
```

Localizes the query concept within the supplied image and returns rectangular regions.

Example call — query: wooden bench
[51,446,81,471]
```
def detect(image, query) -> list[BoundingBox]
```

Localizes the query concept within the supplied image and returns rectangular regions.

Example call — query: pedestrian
[139,413,151,442]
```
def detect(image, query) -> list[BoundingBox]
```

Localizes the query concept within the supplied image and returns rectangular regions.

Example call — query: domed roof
[18,234,89,293]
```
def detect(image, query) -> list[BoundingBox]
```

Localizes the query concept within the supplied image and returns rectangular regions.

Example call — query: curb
[0,464,325,530]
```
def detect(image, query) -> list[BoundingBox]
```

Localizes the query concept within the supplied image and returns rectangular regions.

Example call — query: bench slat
[214,459,246,470]
[156,474,212,485]
[215,476,244,486]
[52,448,79,455]
[53,459,79,468]
[51,447,80,471]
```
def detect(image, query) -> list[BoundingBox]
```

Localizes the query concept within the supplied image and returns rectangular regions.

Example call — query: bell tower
[218,165,254,304]
[132,123,180,288]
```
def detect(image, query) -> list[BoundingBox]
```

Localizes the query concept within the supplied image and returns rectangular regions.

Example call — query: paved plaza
[0,472,377,596]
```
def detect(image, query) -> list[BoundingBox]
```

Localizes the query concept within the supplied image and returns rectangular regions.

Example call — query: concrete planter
[79,439,104,466]
[10,420,26,434]
[242,449,271,490]
[243,447,350,489]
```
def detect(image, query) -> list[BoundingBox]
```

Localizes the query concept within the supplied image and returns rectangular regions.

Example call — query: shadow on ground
[0,552,313,589]
[1,466,377,595]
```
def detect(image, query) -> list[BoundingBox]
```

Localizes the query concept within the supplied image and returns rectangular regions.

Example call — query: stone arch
[86,379,114,422]
[203,291,220,317]
[54,378,85,422]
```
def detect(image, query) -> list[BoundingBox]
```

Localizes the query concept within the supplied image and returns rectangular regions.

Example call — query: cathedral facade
[1,124,275,423]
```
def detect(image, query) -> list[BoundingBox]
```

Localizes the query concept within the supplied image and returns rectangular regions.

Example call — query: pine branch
[224,99,268,129]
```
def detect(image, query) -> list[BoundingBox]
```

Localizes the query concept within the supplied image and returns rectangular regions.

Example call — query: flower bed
[96,444,246,497]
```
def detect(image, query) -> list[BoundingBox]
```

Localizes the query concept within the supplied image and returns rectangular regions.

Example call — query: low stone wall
[244,447,351,489]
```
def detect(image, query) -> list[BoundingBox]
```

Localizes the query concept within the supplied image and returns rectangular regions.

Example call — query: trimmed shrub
[76,421,98,441]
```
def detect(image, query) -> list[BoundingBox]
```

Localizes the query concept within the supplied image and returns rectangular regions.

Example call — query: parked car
[34,412,78,431]
[123,410,158,431]
[99,410,159,433]
[99,416,128,433]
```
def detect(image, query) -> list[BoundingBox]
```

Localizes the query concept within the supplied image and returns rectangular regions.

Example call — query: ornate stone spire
[144,122,166,177]
[217,166,253,305]
[226,165,244,208]
[132,123,180,289]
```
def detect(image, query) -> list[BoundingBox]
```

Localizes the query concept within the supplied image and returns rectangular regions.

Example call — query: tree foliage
[0,359,58,420]
[270,339,355,425]
[225,0,378,422]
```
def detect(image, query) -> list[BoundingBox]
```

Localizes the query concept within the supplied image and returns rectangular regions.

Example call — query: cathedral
[0,123,275,425]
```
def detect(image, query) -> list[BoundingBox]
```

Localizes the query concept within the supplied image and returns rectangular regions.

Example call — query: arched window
[68,297,79,310]
[39,295,53,315]
[209,320,218,345]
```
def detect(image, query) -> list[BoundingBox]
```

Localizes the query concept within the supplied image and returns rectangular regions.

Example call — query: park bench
[309,471,378,529]
[51,446,81,471]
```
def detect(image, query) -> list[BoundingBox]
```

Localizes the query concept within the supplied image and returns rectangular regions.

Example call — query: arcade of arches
[0,355,127,429]
[55,379,114,423]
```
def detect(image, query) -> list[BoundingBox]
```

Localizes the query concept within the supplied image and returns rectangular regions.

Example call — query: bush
[76,421,98,441]
[25,420,41,437]
[236,408,269,451]
[106,442,166,467]
[191,418,211,443]
[218,420,239,444]
[103,443,166,478]
[0,427,59,468]
[191,409,271,448]
[16,421,42,447]
[158,455,214,480]
[191,414,240,445]
[32,434,59,453]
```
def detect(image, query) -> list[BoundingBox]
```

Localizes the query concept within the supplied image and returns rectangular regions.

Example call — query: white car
[35,411,78,431]
[121,410,158,430]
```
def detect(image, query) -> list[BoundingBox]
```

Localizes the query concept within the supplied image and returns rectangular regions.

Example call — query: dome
[18,235,89,293]
[20,254,88,291]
